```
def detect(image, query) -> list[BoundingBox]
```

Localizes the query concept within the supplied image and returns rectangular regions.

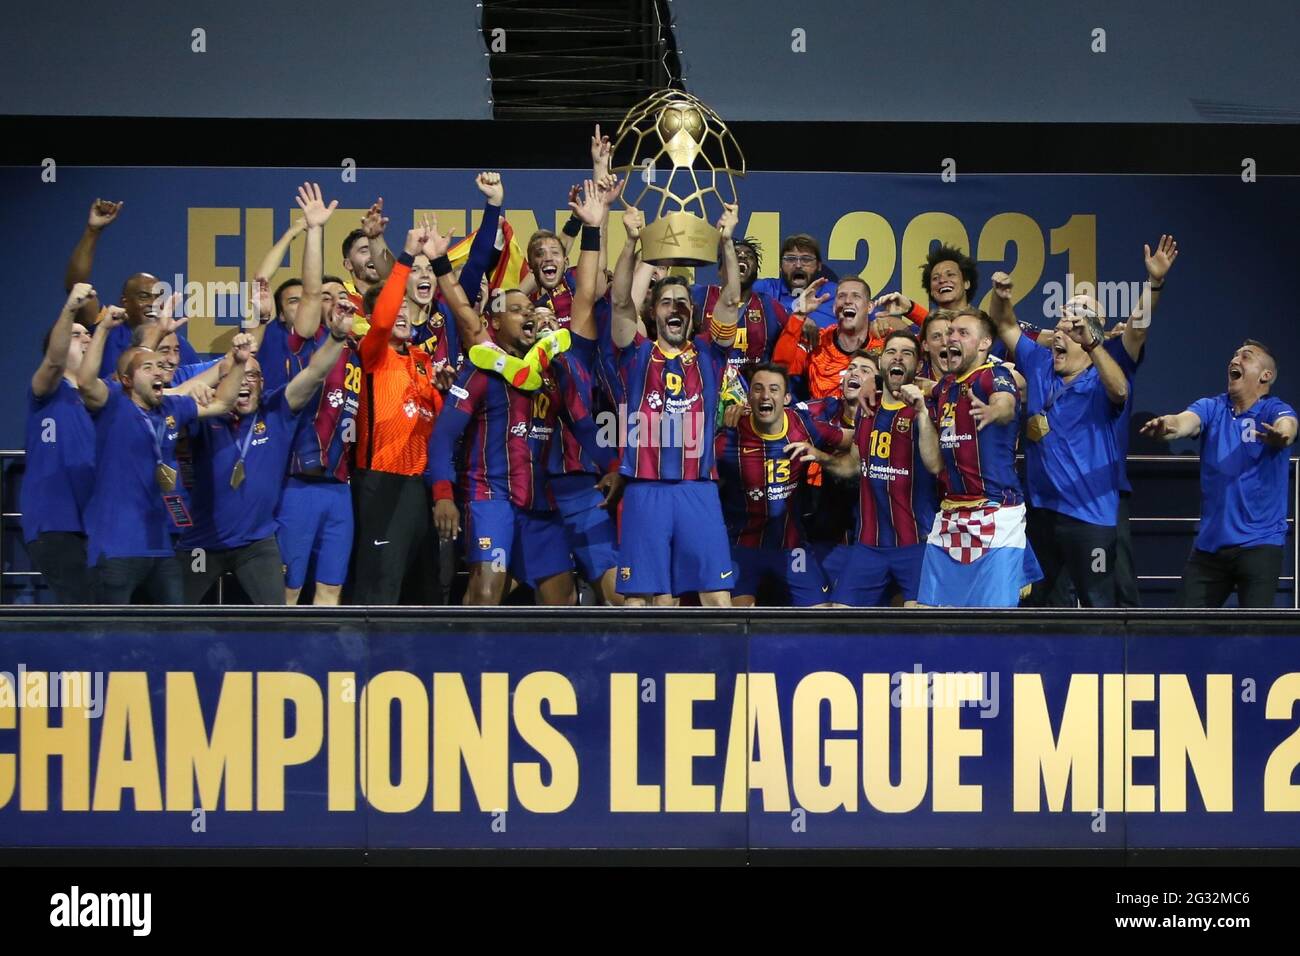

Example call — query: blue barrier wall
[1,609,1297,850]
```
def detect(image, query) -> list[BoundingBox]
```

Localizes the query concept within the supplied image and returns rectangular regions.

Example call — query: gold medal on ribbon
[1026,413,1051,443]
[156,462,178,492]
[230,460,246,489]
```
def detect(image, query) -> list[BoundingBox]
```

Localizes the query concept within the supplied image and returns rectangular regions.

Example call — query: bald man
[178,305,356,604]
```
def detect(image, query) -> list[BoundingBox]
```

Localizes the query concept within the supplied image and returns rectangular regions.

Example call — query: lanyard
[234,413,260,467]
[133,403,166,465]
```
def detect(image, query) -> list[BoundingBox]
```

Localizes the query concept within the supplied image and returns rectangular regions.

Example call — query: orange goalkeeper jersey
[355,257,443,476]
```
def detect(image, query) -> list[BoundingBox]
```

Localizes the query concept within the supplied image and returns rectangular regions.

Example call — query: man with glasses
[752,234,839,328]
[691,237,790,375]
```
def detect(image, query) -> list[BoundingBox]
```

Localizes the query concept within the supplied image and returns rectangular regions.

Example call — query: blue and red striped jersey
[547,332,617,477]
[691,285,787,375]
[930,362,1023,506]
[854,397,939,546]
[410,301,462,369]
[286,327,360,482]
[717,407,845,548]
[530,269,577,323]
[430,365,559,511]
[617,334,728,481]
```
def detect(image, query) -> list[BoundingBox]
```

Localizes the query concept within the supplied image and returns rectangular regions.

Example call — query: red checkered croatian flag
[934,506,999,563]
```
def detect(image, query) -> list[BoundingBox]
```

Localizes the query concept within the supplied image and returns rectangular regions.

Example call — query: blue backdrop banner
[1,613,1297,849]
[4,166,1299,449]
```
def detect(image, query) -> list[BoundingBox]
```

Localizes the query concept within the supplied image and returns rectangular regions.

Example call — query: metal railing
[2,449,1297,607]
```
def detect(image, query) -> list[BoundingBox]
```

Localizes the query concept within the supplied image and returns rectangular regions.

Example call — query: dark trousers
[351,469,442,605]
[94,555,184,605]
[1180,544,1284,609]
[1113,492,1140,608]
[26,532,93,604]
[177,535,285,605]
[1026,507,1117,608]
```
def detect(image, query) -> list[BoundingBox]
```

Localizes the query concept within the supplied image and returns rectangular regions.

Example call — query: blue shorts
[465,499,573,587]
[829,542,925,606]
[812,540,851,582]
[276,477,353,589]
[731,545,830,606]
[550,473,618,582]
[617,480,733,596]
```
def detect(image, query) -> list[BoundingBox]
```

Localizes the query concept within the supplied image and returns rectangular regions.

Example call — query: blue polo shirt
[1015,335,1136,526]
[258,319,296,392]
[181,386,302,552]
[751,276,838,328]
[21,380,96,542]
[98,322,200,379]
[84,388,200,565]
[1188,393,1297,552]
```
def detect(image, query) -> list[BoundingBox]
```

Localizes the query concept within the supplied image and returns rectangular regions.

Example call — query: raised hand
[253,277,274,322]
[99,305,127,329]
[793,276,831,317]
[231,332,254,365]
[326,303,355,340]
[717,202,739,240]
[155,289,184,325]
[569,179,605,227]
[295,182,337,229]
[873,291,914,316]
[476,171,504,206]
[596,173,622,208]
[88,199,123,231]
[591,124,611,173]
[1144,234,1178,282]
[404,221,430,257]
[421,215,453,260]
[1063,314,1096,347]
[990,271,1013,301]
[622,206,645,240]
[65,283,96,313]
[361,198,389,239]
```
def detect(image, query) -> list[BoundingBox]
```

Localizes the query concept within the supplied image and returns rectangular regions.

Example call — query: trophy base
[639,211,719,267]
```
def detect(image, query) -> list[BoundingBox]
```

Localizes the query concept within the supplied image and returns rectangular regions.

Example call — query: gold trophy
[611,90,745,267]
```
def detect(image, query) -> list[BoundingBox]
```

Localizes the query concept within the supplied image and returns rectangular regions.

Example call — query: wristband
[431,255,453,278]
[1149,281,1165,291]
[432,480,454,502]
[1082,335,1100,353]
[329,330,349,343]
[562,214,583,238]
[580,226,602,252]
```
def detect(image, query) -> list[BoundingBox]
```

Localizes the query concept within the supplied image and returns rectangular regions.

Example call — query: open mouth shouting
[937,344,963,370]
[886,363,907,387]
[936,281,957,301]
[1228,361,1244,382]
[663,310,687,338]
[539,263,561,288]
[394,316,410,336]
[414,279,433,302]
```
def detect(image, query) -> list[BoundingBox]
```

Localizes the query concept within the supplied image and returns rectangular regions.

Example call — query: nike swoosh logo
[741,447,763,453]
[821,586,830,592]
[721,570,733,579]
[374,540,390,546]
